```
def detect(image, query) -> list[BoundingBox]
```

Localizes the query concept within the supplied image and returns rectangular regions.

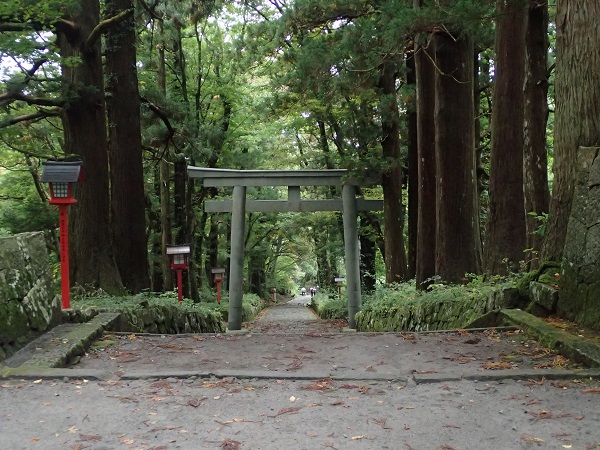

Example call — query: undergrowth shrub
[71,292,225,333]
[312,291,347,319]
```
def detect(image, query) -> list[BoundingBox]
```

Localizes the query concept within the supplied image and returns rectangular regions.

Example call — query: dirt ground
[1,300,599,450]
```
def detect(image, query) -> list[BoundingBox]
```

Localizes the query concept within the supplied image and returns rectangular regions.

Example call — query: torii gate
[188,167,383,330]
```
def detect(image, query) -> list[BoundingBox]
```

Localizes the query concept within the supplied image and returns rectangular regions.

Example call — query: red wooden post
[176,269,183,302]
[216,280,222,304]
[58,204,71,308]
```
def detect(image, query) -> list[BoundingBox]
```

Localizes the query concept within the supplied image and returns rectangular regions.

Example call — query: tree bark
[523,0,550,269]
[434,30,482,282]
[58,0,124,293]
[483,0,528,275]
[105,0,149,293]
[359,213,377,293]
[378,60,407,283]
[157,18,173,291]
[406,52,418,280]
[541,0,600,262]
[415,34,437,289]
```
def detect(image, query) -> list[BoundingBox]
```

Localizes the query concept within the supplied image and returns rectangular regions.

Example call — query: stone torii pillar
[342,184,361,328]
[228,185,246,330]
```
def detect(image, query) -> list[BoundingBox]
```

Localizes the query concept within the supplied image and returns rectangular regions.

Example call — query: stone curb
[2,366,598,384]
[500,309,600,368]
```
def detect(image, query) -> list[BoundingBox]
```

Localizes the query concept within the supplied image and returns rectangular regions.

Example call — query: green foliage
[527,211,549,236]
[312,291,347,320]
[218,292,265,323]
[361,281,502,317]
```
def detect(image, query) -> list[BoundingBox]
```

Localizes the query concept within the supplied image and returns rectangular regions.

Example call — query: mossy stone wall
[561,147,600,330]
[0,232,59,359]
[355,287,521,332]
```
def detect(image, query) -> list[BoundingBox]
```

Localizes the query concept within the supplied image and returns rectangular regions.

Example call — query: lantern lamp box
[41,160,83,204]
[166,245,191,268]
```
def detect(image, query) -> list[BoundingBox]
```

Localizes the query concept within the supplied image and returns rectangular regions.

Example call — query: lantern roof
[166,245,191,255]
[41,161,82,183]
[211,267,225,274]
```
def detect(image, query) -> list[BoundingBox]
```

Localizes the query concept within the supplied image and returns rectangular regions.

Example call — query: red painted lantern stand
[52,195,77,309]
[211,268,225,304]
[166,245,190,302]
[41,161,82,310]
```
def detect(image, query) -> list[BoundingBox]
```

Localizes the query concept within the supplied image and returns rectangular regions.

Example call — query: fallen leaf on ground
[352,435,365,440]
[581,388,600,394]
[269,406,303,417]
[220,438,241,450]
[480,361,513,370]
[295,346,315,353]
[522,436,544,442]
[77,434,102,442]
[286,360,303,371]
[187,398,206,408]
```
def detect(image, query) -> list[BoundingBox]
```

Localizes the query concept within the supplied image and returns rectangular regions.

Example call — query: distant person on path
[310,287,316,298]
[301,287,306,296]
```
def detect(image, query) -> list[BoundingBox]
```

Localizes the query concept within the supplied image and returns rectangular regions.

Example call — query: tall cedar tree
[414,33,437,289]
[542,0,600,262]
[483,0,528,274]
[58,0,124,292]
[378,60,408,283]
[523,0,550,269]
[434,30,482,281]
[105,0,150,293]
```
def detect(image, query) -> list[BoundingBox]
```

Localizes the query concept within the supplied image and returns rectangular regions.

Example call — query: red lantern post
[166,245,190,302]
[211,268,225,303]
[41,161,82,309]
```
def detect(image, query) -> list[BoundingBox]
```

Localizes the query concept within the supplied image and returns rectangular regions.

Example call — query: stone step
[1,312,120,371]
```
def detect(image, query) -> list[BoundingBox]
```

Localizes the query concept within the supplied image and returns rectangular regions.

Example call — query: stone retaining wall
[0,232,59,359]
[355,287,522,332]
[561,147,600,330]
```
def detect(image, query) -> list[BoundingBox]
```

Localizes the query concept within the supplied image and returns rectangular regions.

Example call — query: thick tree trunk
[542,0,600,262]
[105,0,149,293]
[157,19,173,291]
[206,213,219,287]
[406,52,418,280]
[523,0,550,269]
[434,30,482,282]
[149,167,164,291]
[173,154,189,296]
[160,158,173,291]
[359,213,377,293]
[248,251,266,298]
[378,60,407,283]
[415,35,437,289]
[483,0,528,275]
[58,0,124,293]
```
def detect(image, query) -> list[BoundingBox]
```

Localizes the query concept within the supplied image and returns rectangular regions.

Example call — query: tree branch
[0,108,61,129]
[0,17,76,34]
[140,96,175,140]
[85,8,133,50]
[0,91,65,108]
